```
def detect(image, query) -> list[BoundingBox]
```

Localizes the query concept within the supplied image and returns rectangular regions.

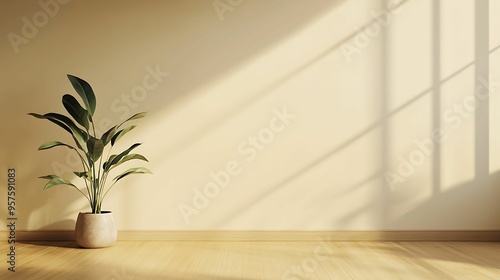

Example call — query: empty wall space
[0,0,499,232]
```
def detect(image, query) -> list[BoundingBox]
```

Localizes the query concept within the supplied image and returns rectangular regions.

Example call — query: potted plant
[29,74,152,248]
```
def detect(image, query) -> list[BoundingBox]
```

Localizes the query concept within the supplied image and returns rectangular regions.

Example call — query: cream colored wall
[1,0,499,231]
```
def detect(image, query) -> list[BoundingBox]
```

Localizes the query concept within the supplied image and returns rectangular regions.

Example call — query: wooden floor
[2,241,500,279]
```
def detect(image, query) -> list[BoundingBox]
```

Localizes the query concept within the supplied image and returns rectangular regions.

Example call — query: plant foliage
[29,75,152,213]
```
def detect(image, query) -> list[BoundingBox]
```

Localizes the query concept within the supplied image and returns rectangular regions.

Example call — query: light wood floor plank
[229,241,245,279]
[260,242,286,280]
[2,241,500,279]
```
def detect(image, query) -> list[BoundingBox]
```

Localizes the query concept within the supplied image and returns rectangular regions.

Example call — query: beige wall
[1,0,500,231]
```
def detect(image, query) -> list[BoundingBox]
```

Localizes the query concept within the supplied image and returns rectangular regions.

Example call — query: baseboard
[2,230,500,242]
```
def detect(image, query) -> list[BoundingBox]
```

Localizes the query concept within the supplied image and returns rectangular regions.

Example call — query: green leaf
[29,113,72,134]
[107,153,148,171]
[103,154,118,171]
[30,112,88,151]
[101,125,117,146]
[74,171,89,178]
[111,125,136,146]
[67,74,97,116]
[38,141,75,150]
[45,113,88,150]
[106,154,118,167]
[99,112,148,148]
[104,143,141,171]
[112,167,152,183]
[122,112,147,123]
[28,113,44,118]
[39,175,77,190]
[62,94,89,130]
[87,136,104,162]
[114,112,147,130]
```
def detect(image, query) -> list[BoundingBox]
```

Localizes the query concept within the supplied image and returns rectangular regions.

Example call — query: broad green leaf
[100,112,147,148]
[74,171,89,178]
[104,154,118,170]
[114,112,147,130]
[42,113,84,132]
[45,113,88,149]
[62,94,89,130]
[38,141,75,151]
[28,113,44,118]
[101,125,117,146]
[31,112,88,151]
[122,112,147,123]
[107,153,148,171]
[100,113,148,146]
[87,136,104,162]
[39,175,77,189]
[29,113,72,134]
[67,74,96,116]
[112,167,152,183]
[105,143,141,171]
[111,125,136,146]
[103,155,117,171]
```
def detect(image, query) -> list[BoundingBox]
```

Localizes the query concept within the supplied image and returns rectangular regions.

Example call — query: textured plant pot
[75,211,117,248]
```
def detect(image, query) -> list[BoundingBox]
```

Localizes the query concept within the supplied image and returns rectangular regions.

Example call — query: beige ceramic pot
[75,211,117,248]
